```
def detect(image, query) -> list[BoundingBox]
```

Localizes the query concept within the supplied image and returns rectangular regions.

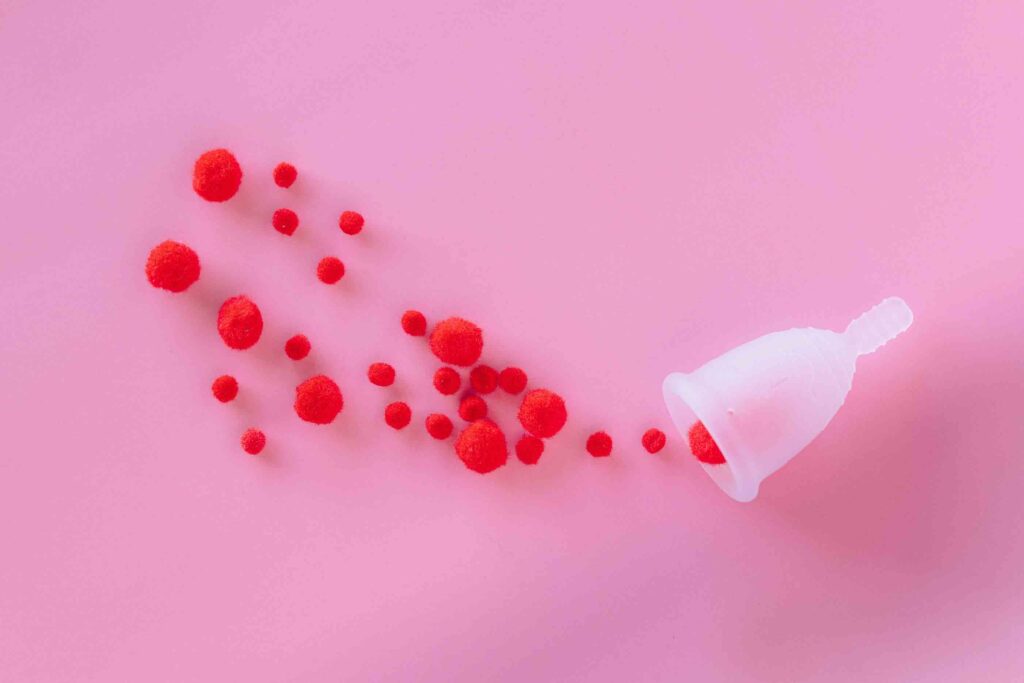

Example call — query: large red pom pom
[515,435,544,465]
[498,367,527,394]
[273,162,297,188]
[429,317,483,367]
[586,431,613,457]
[455,419,508,474]
[425,413,453,440]
[517,389,567,438]
[642,428,666,454]
[211,375,238,403]
[688,421,725,465]
[193,148,242,202]
[145,240,200,292]
[217,296,263,350]
[470,365,498,394]
[294,375,343,424]
[367,362,396,387]
[401,310,427,336]
[241,428,266,455]
[339,210,365,235]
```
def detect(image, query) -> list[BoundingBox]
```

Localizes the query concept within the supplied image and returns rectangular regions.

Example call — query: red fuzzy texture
[498,367,527,394]
[425,413,454,440]
[429,317,483,367]
[401,310,427,336]
[217,296,263,350]
[273,162,297,188]
[469,365,498,394]
[146,240,200,293]
[285,334,311,360]
[586,431,613,457]
[515,435,544,465]
[193,148,242,202]
[317,257,345,284]
[294,375,343,425]
[272,208,299,235]
[367,362,395,387]
[240,428,266,455]
[211,375,238,403]
[455,419,508,474]
[642,428,667,454]
[339,211,365,235]
[517,389,567,438]
[688,421,726,465]
[458,395,488,422]
[433,367,461,395]
[385,401,412,430]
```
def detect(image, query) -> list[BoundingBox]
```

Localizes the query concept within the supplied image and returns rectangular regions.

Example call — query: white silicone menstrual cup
[663,297,913,502]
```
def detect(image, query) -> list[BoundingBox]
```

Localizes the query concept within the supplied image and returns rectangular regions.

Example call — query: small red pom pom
[317,257,345,284]
[455,419,508,474]
[385,401,412,430]
[285,334,311,360]
[401,310,427,336]
[470,365,498,394]
[217,295,263,350]
[518,389,567,438]
[193,148,242,202]
[586,431,613,457]
[433,367,461,395]
[688,421,725,465]
[146,240,200,293]
[642,428,667,454]
[367,362,395,387]
[458,395,488,422]
[429,317,483,367]
[515,435,544,465]
[272,208,299,235]
[241,428,266,455]
[273,162,297,188]
[211,375,238,403]
[294,375,343,425]
[498,367,527,394]
[425,413,453,440]
[339,210,365,235]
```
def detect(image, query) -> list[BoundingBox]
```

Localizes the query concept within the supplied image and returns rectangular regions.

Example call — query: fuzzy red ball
[517,389,567,438]
[285,334,311,360]
[429,317,483,367]
[385,401,412,430]
[338,210,365,235]
[401,310,427,336]
[217,296,263,350]
[688,421,726,465]
[145,240,200,293]
[272,208,299,235]
[367,362,396,387]
[294,375,343,425]
[458,395,488,422]
[586,431,613,457]
[433,367,461,395]
[498,367,527,394]
[211,375,238,403]
[273,162,297,188]
[240,428,266,455]
[193,148,242,202]
[317,257,345,284]
[515,435,544,465]
[425,413,454,440]
[642,428,667,454]
[470,365,499,394]
[455,419,508,474]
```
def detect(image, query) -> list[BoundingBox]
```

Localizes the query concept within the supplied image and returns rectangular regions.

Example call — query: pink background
[1,1,1022,681]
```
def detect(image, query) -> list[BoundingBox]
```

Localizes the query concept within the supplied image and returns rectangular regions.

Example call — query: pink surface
[1,2,1022,681]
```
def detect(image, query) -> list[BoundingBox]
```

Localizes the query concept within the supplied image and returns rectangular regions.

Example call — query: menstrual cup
[663,297,913,502]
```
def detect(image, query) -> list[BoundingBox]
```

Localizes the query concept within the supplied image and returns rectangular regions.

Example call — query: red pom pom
[433,367,461,395]
[498,367,527,394]
[429,317,483,367]
[217,296,263,350]
[273,162,297,188]
[193,148,242,202]
[285,334,311,360]
[458,395,488,422]
[272,208,299,235]
[642,428,667,454]
[317,257,345,284]
[294,375,343,425]
[368,362,396,387]
[455,419,508,474]
[425,413,453,440]
[339,210,365,235]
[586,431,613,457]
[240,428,266,455]
[515,435,544,465]
[688,421,725,465]
[146,240,200,293]
[518,389,567,438]
[401,310,427,336]
[469,365,498,394]
[385,401,412,430]
[211,375,238,403]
